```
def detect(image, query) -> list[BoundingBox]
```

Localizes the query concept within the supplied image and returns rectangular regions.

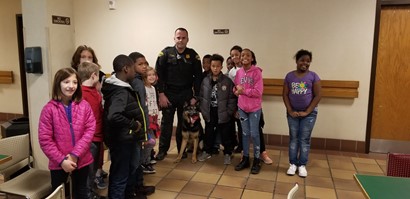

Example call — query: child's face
[210,60,223,77]
[80,50,93,63]
[230,50,241,66]
[296,55,311,72]
[146,70,157,85]
[241,50,253,66]
[60,74,78,100]
[226,58,233,71]
[202,57,211,71]
[134,57,148,75]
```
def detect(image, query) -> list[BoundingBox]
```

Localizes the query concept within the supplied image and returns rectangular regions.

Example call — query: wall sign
[213,29,229,34]
[52,15,70,25]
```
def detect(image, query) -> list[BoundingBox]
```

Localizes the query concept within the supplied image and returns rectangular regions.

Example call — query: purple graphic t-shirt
[284,71,320,111]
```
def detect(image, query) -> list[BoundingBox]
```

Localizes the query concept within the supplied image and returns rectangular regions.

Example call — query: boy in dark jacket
[101,54,146,199]
[198,54,237,165]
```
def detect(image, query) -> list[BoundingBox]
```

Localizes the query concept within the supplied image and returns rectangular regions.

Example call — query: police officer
[155,27,203,161]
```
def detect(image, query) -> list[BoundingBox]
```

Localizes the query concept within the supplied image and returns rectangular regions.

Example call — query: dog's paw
[191,158,197,164]
[174,158,181,163]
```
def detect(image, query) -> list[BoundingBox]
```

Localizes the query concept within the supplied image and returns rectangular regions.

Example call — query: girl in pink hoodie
[38,68,95,199]
[233,49,263,174]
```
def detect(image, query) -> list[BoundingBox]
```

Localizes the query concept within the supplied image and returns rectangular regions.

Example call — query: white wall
[0,0,23,114]
[22,0,75,169]
[73,0,376,142]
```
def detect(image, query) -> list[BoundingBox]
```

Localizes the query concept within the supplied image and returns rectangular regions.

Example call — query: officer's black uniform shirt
[155,46,202,97]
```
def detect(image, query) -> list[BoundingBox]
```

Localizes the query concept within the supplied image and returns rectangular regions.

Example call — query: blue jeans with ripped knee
[239,108,261,159]
[287,108,317,166]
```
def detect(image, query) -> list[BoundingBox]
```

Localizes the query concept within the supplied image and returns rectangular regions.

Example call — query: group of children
[196,46,273,175]
[37,43,321,198]
[38,46,158,199]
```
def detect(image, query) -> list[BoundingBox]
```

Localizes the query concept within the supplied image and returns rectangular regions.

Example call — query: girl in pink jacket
[233,48,263,174]
[38,68,95,199]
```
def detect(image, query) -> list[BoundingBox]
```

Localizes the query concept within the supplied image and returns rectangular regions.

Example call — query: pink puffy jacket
[38,99,95,170]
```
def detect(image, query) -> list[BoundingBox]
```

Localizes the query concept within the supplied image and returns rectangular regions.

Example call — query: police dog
[175,102,202,163]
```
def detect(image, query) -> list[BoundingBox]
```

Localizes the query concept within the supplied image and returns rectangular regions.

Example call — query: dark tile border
[265,134,367,153]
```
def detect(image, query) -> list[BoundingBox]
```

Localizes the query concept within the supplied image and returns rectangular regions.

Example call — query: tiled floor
[1,140,388,199]
[103,141,386,199]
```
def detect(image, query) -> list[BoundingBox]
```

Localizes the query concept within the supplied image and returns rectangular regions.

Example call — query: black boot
[135,185,155,196]
[235,156,250,171]
[251,158,261,174]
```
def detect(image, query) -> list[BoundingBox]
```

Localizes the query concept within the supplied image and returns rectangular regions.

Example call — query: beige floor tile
[341,151,359,157]
[198,163,225,174]
[276,172,305,184]
[274,182,305,198]
[336,189,366,199]
[354,163,383,173]
[144,175,163,186]
[242,189,273,199]
[217,175,247,188]
[307,159,329,168]
[268,155,281,164]
[309,153,328,160]
[376,159,386,166]
[174,160,204,172]
[380,165,387,175]
[329,159,356,170]
[327,154,351,161]
[267,149,281,156]
[148,189,178,199]
[245,178,275,193]
[223,165,251,177]
[151,167,172,178]
[155,158,178,169]
[305,176,334,188]
[351,157,377,164]
[191,172,221,184]
[248,165,278,181]
[333,178,361,192]
[156,178,188,192]
[176,193,208,199]
[273,194,288,199]
[355,171,385,176]
[165,169,196,181]
[308,167,332,177]
[306,186,337,199]
[210,185,243,199]
[331,169,357,180]
[180,181,214,196]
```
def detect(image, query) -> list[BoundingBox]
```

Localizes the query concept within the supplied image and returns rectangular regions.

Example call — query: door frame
[366,0,410,153]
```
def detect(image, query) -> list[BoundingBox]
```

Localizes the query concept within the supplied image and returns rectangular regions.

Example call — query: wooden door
[370,6,410,153]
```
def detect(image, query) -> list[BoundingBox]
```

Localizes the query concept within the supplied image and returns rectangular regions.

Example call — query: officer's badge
[158,52,164,57]
[186,54,190,59]
[222,85,227,91]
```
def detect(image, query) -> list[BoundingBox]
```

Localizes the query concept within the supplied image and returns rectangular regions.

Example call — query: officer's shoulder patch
[158,51,164,57]
[195,54,200,60]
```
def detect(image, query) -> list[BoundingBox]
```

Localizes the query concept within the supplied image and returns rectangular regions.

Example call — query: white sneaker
[287,164,297,175]
[298,165,307,177]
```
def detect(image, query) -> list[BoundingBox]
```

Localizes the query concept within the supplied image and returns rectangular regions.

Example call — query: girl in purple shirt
[283,49,322,178]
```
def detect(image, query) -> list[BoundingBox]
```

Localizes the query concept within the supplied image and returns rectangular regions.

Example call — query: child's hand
[61,158,77,173]
[67,154,78,163]
[235,85,244,95]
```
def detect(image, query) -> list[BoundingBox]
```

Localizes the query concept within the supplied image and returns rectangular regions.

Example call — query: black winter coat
[199,72,237,123]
